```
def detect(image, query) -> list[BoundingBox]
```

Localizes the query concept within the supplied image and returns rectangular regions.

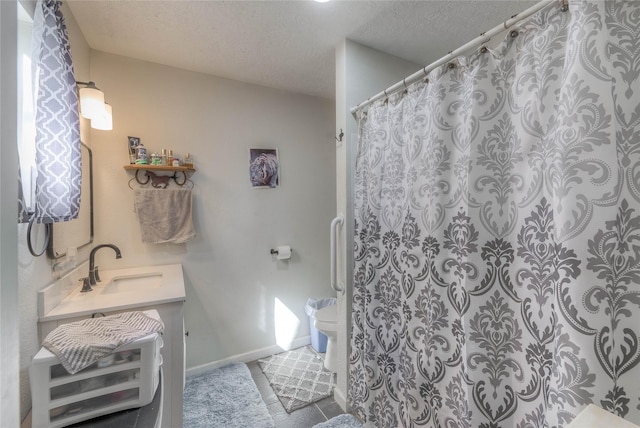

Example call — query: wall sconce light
[76,81,113,130]
[91,103,112,131]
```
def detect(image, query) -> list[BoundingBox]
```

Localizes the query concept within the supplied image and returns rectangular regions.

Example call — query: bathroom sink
[38,263,186,321]
[100,272,163,294]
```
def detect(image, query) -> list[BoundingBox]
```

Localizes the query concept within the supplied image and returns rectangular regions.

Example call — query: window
[18,2,35,215]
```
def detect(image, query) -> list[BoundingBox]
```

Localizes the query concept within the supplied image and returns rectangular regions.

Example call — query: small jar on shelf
[183,153,193,168]
[150,153,161,166]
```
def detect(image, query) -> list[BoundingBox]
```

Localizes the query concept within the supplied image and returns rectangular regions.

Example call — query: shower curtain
[350,2,640,427]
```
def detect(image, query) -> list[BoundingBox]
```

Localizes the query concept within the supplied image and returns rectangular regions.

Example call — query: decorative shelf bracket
[124,165,195,189]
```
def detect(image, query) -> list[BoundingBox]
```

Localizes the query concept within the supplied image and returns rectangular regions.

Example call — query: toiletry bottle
[167,150,174,166]
[151,153,160,165]
[183,153,193,168]
[135,143,147,164]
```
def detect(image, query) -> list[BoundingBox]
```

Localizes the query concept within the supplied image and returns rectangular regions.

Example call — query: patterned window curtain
[22,0,81,224]
[351,1,640,427]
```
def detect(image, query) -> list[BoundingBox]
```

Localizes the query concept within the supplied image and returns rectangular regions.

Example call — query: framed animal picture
[249,148,279,188]
[128,136,140,164]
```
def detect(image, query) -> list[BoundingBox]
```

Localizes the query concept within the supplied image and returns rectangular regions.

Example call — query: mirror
[47,142,94,259]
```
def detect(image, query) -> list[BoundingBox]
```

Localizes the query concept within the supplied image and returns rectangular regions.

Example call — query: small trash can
[305,297,336,353]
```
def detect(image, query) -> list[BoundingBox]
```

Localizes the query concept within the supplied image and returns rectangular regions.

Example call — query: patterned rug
[258,345,335,412]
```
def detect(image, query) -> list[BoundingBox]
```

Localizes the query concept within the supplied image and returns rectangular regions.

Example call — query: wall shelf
[123,164,195,188]
[123,165,195,173]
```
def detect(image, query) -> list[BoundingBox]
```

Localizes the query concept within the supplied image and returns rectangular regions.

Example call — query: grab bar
[330,215,345,295]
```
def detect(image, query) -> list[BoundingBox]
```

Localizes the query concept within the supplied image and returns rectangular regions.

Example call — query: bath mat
[183,363,275,428]
[313,413,364,428]
[258,345,335,413]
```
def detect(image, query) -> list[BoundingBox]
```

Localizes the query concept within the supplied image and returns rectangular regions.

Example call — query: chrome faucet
[89,244,122,286]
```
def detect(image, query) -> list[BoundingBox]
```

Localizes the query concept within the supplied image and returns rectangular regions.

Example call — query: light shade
[79,83,105,119]
[91,103,112,130]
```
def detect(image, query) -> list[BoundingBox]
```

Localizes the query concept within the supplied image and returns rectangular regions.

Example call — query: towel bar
[127,169,194,189]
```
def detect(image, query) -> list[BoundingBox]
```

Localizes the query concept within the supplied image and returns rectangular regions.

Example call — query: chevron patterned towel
[43,311,164,374]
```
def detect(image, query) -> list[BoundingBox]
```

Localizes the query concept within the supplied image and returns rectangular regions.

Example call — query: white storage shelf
[31,327,163,428]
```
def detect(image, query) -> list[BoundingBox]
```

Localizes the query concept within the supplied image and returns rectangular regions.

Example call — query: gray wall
[89,51,336,370]
[1,1,20,426]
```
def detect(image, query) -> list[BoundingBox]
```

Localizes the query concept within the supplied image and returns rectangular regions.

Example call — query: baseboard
[185,336,311,378]
[334,386,348,412]
[20,410,31,428]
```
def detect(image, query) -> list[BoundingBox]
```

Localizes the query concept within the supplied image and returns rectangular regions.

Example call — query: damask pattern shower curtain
[351,2,640,427]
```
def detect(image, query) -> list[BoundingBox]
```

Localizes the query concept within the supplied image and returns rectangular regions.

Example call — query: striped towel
[43,311,164,374]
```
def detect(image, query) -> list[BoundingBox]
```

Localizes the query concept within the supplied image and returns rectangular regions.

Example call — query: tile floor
[247,361,345,428]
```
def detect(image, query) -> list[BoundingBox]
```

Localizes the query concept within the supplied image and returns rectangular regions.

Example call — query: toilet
[313,304,338,372]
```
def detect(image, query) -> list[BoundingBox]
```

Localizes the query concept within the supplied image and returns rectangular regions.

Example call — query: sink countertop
[39,263,186,322]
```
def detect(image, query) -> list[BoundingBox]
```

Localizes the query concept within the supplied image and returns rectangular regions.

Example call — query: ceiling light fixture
[313,0,330,3]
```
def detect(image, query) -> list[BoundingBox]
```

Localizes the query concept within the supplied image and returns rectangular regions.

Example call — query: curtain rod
[350,0,563,115]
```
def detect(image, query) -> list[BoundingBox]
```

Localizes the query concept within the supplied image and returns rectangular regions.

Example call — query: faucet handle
[79,277,93,292]
[94,266,101,282]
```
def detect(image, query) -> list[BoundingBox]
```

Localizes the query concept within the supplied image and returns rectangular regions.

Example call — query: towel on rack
[134,188,195,244]
[42,311,164,374]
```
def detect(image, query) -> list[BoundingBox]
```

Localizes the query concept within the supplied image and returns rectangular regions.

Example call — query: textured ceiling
[66,0,538,100]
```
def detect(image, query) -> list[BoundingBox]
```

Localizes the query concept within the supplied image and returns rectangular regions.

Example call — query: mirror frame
[47,142,94,259]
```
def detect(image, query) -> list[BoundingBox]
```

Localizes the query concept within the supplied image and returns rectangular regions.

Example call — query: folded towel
[43,311,164,374]
[134,188,195,244]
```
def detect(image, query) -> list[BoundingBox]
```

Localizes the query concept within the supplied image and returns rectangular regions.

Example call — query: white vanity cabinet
[37,263,186,428]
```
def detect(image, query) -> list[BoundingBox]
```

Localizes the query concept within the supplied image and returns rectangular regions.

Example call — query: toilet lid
[315,304,337,323]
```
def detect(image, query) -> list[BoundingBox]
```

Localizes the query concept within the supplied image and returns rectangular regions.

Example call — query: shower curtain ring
[560,0,568,11]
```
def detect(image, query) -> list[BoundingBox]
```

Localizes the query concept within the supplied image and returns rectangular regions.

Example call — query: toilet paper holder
[270,247,293,255]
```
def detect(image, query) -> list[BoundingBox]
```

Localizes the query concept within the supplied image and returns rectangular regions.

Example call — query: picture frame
[249,148,279,188]
[128,136,140,164]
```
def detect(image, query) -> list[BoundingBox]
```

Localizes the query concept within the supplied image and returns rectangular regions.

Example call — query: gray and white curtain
[351,1,640,427]
[23,0,81,223]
